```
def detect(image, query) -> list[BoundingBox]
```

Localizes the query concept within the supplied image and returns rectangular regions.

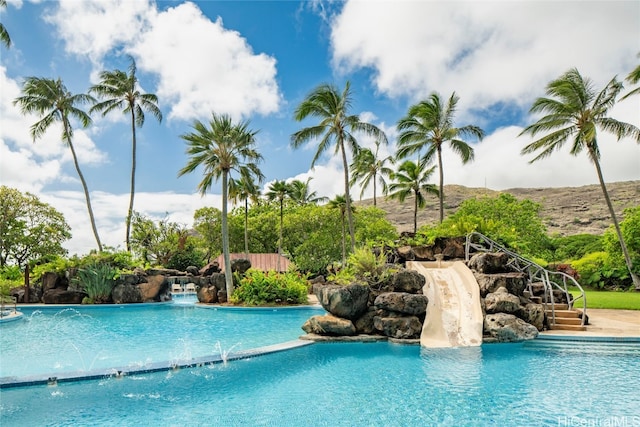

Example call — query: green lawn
[569,289,640,310]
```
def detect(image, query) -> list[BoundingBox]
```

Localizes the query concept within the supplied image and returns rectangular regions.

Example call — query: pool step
[546,307,587,331]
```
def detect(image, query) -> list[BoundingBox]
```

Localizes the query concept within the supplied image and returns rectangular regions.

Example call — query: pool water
[1,341,639,426]
[0,303,321,379]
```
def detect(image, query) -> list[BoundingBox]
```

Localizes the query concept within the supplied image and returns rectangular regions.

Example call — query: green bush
[73,262,117,303]
[231,269,308,306]
[603,206,640,279]
[550,234,604,262]
[570,252,629,290]
[0,265,23,296]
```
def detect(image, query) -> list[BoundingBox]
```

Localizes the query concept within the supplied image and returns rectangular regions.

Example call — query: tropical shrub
[570,252,628,290]
[603,206,640,280]
[0,265,22,296]
[550,234,604,262]
[73,262,118,304]
[231,269,308,306]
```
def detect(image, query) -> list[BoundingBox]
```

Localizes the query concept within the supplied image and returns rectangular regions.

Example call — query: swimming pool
[2,340,639,426]
[0,302,322,380]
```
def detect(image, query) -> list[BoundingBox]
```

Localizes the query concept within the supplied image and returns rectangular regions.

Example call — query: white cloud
[46,0,282,122]
[331,1,639,113]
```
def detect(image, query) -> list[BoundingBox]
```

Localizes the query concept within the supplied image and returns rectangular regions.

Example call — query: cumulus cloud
[46,0,282,122]
[330,1,639,113]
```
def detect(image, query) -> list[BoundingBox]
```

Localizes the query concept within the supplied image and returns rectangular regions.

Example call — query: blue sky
[1,0,638,255]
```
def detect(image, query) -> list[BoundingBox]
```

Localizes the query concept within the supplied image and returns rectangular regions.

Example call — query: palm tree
[520,68,640,289]
[291,81,385,252]
[14,77,103,251]
[89,57,163,252]
[621,54,640,101]
[266,180,292,271]
[397,92,484,223]
[349,137,395,206]
[328,194,355,265]
[229,173,262,257]
[178,113,262,297]
[288,178,328,205]
[388,159,439,234]
[0,0,10,48]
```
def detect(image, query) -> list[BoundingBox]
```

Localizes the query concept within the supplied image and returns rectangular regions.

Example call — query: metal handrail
[465,232,587,327]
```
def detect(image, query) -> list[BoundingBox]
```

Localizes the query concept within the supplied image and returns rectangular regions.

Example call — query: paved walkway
[540,309,640,338]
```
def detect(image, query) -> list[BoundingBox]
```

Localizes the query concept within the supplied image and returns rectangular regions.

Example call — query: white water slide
[407,261,483,348]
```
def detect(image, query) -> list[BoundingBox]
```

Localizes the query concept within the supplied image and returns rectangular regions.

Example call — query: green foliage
[570,252,629,290]
[0,265,22,296]
[73,262,117,303]
[0,186,71,268]
[32,255,75,279]
[231,269,308,306]
[603,206,640,279]
[550,234,604,262]
[165,243,205,271]
[130,212,196,267]
[416,193,552,259]
[347,246,394,286]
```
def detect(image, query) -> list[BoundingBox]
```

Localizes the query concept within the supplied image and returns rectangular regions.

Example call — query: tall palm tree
[288,178,328,205]
[349,137,395,206]
[0,0,10,48]
[14,77,103,251]
[266,180,292,271]
[397,92,484,223]
[388,159,439,234]
[520,68,640,289]
[89,57,163,252]
[178,113,262,297]
[328,194,355,265]
[291,81,385,252]
[229,173,262,257]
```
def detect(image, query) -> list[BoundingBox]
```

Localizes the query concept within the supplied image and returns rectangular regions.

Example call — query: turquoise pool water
[1,341,639,426]
[0,303,322,379]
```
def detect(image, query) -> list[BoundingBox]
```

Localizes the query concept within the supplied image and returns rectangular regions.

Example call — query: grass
[569,289,640,310]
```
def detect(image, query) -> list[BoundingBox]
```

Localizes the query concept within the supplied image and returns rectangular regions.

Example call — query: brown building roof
[214,253,291,272]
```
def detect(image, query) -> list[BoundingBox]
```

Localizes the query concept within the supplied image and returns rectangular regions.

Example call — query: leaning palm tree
[229,173,262,257]
[90,57,163,252]
[388,159,439,234]
[349,137,395,206]
[266,180,292,271]
[328,194,355,265]
[291,81,385,252]
[14,77,103,251]
[178,113,262,297]
[0,0,10,48]
[288,178,328,205]
[397,92,484,223]
[520,68,640,289]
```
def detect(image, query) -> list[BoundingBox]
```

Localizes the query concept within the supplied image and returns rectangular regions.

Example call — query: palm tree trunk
[591,151,640,289]
[373,173,377,207]
[244,198,249,257]
[221,171,234,297]
[437,146,444,223]
[64,120,102,252]
[339,140,356,251]
[341,210,346,265]
[126,110,137,252]
[413,191,418,233]
[277,199,283,271]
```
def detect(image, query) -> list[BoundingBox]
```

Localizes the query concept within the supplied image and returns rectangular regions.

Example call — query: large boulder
[199,260,221,276]
[315,283,370,320]
[112,284,143,304]
[186,266,200,276]
[41,272,64,291]
[210,273,226,291]
[354,308,380,335]
[389,270,426,294]
[467,252,511,274]
[302,314,356,336]
[474,272,527,297]
[139,274,168,302]
[517,302,546,331]
[197,286,218,304]
[374,292,428,316]
[484,287,521,314]
[230,258,251,274]
[484,313,539,342]
[374,315,422,339]
[42,288,87,304]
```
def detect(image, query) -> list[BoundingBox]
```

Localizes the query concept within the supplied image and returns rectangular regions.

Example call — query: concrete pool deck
[540,309,640,338]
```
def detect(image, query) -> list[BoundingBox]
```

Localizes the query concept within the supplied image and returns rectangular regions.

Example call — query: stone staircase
[466,232,588,332]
